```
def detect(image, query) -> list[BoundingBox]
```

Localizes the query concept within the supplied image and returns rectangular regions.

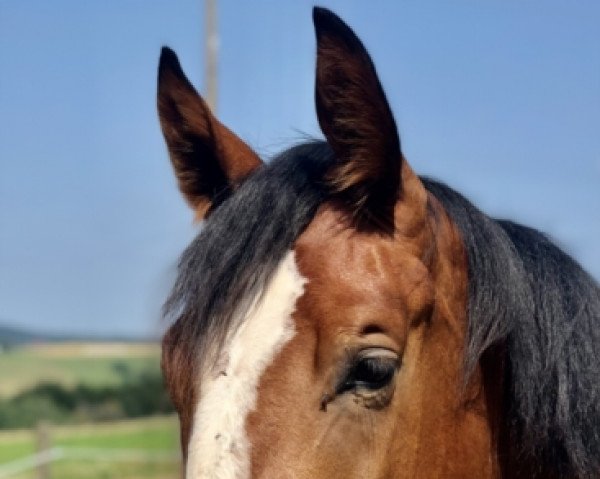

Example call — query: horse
[156,7,600,479]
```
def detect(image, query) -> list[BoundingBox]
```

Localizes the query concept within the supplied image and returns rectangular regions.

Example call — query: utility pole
[204,0,218,113]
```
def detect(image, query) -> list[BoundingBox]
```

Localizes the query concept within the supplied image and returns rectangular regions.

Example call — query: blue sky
[0,1,598,337]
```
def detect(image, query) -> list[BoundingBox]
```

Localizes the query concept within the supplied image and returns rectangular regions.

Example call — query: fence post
[36,421,51,479]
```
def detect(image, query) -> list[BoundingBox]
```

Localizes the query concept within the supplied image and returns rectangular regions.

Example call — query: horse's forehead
[295,206,430,295]
[290,206,435,355]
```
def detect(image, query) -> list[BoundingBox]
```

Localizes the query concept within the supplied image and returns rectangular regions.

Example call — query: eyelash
[337,355,398,394]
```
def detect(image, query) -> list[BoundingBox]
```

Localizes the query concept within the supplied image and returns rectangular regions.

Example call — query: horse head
[157,7,600,479]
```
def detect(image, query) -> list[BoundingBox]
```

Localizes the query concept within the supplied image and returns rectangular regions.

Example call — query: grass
[42,460,178,479]
[0,343,161,398]
[0,343,180,477]
[0,415,180,479]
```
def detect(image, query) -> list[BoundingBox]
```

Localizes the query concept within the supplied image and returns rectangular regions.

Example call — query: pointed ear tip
[159,46,177,64]
[312,7,356,43]
[312,7,336,33]
[158,46,181,79]
[312,6,328,22]
[312,6,338,23]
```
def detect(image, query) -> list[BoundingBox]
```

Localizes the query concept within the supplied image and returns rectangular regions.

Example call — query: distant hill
[0,323,50,344]
[0,323,155,345]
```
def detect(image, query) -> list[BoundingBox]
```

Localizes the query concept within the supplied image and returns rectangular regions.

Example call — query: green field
[0,343,161,398]
[0,342,180,477]
[0,415,180,479]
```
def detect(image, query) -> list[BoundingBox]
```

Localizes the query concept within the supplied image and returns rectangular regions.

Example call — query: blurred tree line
[0,363,174,429]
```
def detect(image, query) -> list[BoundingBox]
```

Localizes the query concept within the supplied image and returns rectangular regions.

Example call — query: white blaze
[186,251,306,479]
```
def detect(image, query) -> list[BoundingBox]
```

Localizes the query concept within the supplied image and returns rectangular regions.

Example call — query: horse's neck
[418,194,504,478]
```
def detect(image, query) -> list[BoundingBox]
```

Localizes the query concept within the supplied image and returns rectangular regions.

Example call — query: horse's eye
[340,350,399,392]
[352,357,396,389]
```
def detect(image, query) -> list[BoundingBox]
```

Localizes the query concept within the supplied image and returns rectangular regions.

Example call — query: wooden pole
[204,0,218,113]
[36,421,51,479]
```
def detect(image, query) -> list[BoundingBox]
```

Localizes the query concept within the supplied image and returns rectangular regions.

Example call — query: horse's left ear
[313,8,411,231]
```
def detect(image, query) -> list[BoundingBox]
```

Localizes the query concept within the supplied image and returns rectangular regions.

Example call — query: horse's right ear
[157,47,262,219]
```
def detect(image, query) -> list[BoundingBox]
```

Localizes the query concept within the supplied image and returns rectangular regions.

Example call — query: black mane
[424,179,600,478]
[165,140,600,477]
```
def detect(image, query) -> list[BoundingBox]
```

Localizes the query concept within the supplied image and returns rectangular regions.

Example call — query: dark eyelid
[334,349,399,395]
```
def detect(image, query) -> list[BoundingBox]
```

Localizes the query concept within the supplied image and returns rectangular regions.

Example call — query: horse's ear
[157,47,262,219]
[313,8,402,231]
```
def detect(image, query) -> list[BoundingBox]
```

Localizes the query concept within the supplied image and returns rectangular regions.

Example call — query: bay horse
[157,7,600,479]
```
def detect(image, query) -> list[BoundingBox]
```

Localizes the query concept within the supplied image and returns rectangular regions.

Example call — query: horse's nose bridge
[187,372,277,479]
[185,369,251,477]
